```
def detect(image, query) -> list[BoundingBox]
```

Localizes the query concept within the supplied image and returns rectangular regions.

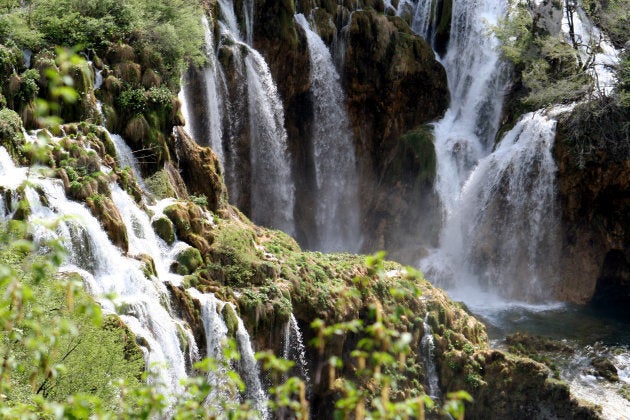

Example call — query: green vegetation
[582,0,630,48]
[0,0,205,81]
[493,1,592,109]
[0,108,24,161]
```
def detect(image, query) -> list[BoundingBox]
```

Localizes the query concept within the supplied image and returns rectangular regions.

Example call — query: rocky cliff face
[250,0,449,256]
[554,100,630,306]
[342,9,448,259]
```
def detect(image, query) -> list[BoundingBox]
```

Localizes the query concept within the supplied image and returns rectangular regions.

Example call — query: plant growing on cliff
[311,252,471,419]
[493,0,595,108]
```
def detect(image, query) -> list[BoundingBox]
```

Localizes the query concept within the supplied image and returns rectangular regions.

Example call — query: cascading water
[426,0,509,215]
[185,289,234,410]
[409,0,554,302]
[430,111,562,301]
[199,15,226,166]
[23,177,189,395]
[187,288,268,417]
[420,313,441,399]
[235,313,269,418]
[295,14,361,252]
[109,133,150,194]
[411,0,439,42]
[183,1,296,235]
[283,314,310,389]
[244,47,296,235]
[563,6,619,95]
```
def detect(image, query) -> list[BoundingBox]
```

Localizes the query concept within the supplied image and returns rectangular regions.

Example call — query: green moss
[152,215,176,245]
[399,125,436,185]
[173,246,203,275]
[0,108,25,162]
[436,0,452,38]
[145,169,176,199]
[222,303,239,338]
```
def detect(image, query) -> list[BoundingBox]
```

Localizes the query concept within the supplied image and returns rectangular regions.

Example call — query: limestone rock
[343,11,448,255]
[163,201,213,255]
[86,195,129,253]
[170,127,227,213]
[171,246,204,276]
[591,357,619,382]
[152,216,176,245]
[554,102,630,304]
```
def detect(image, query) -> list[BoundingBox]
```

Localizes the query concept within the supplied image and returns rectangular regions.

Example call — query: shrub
[118,88,147,115]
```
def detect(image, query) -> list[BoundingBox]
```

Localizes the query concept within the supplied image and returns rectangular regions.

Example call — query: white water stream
[187,288,268,418]
[295,13,361,252]
[420,313,441,399]
[283,314,310,390]
[189,0,296,235]
[1,117,270,410]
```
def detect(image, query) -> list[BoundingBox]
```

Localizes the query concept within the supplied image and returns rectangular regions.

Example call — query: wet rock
[163,201,213,255]
[591,357,619,382]
[221,303,239,338]
[0,108,25,163]
[170,127,227,212]
[85,195,129,253]
[343,11,448,255]
[152,216,176,245]
[554,101,630,304]
[171,246,204,276]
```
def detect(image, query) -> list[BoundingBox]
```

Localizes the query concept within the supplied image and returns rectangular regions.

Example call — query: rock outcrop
[343,10,448,257]
[554,100,630,305]
[167,210,598,418]
[170,126,227,213]
[250,3,449,256]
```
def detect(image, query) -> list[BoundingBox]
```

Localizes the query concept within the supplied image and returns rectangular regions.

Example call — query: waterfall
[185,289,234,411]
[110,183,187,286]
[563,6,619,95]
[283,314,310,389]
[295,14,361,252]
[23,178,189,395]
[244,47,296,235]
[200,15,226,166]
[109,133,149,193]
[187,288,268,418]
[423,110,562,301]
[411,0,439,42]
[181,2,296,235]
[430,0,509,215]
[0,146,28,190]
[235,313,269,418]
[94,68,103,90]
[420,313,441,399]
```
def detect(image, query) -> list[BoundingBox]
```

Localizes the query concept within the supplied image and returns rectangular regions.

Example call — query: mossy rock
[135,254,157,279]
[591,357,619,382]
[163,201,213,254]
[397,126,437,186]
[172,246,203,276]
[85,194,129,252]
[152,216,176,245]
[145,169,177,200]
[221,303,239,338]
[0,108,25,163]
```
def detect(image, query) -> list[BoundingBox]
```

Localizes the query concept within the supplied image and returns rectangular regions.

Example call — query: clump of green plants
[494,1,595,109]
[310,252,472,419]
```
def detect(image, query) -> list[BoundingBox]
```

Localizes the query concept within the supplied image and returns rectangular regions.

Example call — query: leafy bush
[30,0,134,49]
[147,86,173,109]
[118,88,147,115]
[16,69,40,104]
[0,13,45,50]
[493,2,593,108]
